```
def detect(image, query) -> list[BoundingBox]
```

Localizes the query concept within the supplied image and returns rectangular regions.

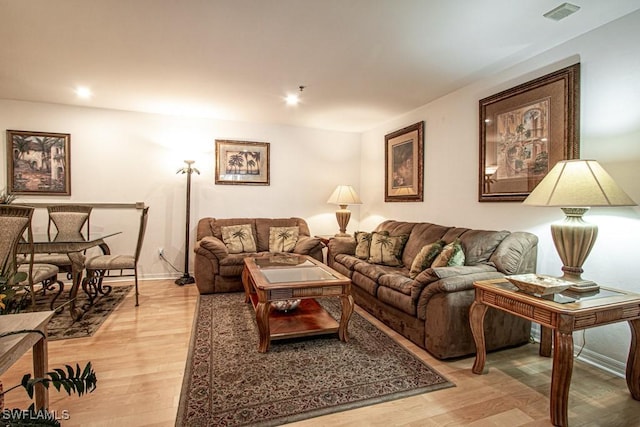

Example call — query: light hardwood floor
[1,279,639,426]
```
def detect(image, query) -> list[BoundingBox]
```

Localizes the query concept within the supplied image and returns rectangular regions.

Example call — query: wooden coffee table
[470,278,640,427]
[242,254,353,353]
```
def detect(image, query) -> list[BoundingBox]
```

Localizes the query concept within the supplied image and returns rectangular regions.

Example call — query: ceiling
[2,0,640,133]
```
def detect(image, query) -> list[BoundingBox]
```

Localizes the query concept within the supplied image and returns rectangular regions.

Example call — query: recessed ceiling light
[75,86,92,99]
[285,94,300,106]
[285,85,306,106]
[543,3,580,21]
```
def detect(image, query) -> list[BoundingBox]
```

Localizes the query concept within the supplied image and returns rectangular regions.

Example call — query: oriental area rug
[177,293,454,427]
[26,284,132,340]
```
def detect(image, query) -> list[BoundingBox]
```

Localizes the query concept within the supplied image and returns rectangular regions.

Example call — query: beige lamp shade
[523,159,636,290]
[327,185,362,236]
[523,159,636,207]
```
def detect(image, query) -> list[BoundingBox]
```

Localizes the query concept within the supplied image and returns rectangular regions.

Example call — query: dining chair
[33,205,93,278]
[82,207,149,307]
[0,205,64,311]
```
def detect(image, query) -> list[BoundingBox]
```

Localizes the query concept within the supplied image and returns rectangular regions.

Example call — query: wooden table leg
[469,299,488,374]
[32,333,49,410]
[338,294,354,342]
[540,326,553,357]
[241,268,251,304]
[551,327,574,427]
[627,318,640,400]
[256,300,271,353]
[67,251,86,321]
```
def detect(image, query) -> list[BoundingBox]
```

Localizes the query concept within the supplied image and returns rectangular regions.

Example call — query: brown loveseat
[194,217,324,294]
[327,220,538,359]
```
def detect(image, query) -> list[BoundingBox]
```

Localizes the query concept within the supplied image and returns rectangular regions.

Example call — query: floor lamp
[176,160,199,286]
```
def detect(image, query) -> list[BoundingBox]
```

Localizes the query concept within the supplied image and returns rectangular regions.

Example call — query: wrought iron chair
[33,205,93,278]
[0,205,64,311]
[82,207,149,307]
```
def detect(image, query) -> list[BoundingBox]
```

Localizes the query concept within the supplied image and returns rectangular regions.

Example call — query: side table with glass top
[469,278,640,427]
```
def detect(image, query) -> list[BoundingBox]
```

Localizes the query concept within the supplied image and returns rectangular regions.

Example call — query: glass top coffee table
[242,254,353,353]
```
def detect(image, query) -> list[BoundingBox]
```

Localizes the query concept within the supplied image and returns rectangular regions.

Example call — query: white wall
[2,9,639,375]
[0,101,362,279]
[359,11,640,373]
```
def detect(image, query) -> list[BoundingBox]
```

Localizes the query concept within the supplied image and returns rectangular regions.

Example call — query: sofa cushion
[221,224,257,253]
[409,240,444,279]
[458,229,510,265]
[268,226,299,252]
[368,232,408,267]
[431,239,465,268]
[377,286,416,316]
[402,223,452,268]
[335,254,365,271]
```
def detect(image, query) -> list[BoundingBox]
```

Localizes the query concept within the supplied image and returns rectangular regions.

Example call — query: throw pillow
[409,240,445,279]
[354,231,388,260]
[430,239,465,268]
[368,232,408,267]
[220,224,257,254]
[269,226,299,252]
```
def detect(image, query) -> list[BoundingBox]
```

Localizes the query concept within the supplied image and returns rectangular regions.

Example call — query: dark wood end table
[470,278,640,426]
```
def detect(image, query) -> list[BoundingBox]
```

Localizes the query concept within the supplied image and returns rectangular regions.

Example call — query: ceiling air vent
[543,3,581,21]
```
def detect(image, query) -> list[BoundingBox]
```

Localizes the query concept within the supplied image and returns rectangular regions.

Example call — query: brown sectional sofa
[193,217,324,294]
[327,220,538,359]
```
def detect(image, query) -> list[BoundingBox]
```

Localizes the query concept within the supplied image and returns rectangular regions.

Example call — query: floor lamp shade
[327,185,362,236]
[523,159,636,287]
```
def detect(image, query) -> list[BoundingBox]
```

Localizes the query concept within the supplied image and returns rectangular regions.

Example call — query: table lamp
[523,159,636,290]
[327,185,362,236]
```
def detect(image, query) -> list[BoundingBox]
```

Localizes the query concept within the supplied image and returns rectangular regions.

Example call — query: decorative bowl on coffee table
[272,299,301,312]
[506,274,573,296]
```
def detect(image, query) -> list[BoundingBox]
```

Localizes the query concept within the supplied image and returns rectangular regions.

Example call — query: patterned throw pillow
[409,240,445,279]
[354,231,389,260]
[368,232,408,267]
[221,224,257,254]
[268,226,299,252]
[430,239,465,268]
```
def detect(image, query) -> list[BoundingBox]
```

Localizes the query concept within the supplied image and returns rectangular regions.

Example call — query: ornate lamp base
[551,207,599,292]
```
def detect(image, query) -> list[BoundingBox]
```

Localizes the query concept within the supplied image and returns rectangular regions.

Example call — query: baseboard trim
[530,325,625,379]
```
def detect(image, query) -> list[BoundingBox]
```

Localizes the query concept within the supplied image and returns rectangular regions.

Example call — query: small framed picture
[6,129,71,196]
[479,63,580,202]
[215,140,270,185]
[385,121,424,202]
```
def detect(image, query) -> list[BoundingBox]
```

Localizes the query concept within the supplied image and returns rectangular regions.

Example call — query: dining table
[17,232,121,321]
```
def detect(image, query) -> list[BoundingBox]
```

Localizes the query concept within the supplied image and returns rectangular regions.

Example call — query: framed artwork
[479,63,580,202]
[385,121,424,202]
[215,139,270,185]
[6,129,71,196]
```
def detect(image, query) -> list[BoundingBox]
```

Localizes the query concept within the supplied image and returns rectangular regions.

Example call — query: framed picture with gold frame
[6,129,71,196]
[479,63,580,202]
[385,121,424,202]
[215,139,270,185]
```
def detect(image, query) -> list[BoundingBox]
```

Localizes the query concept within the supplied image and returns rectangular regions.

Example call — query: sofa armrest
[415,265,505,319]
[327,236,356,261]
[294,236,323,255]
[194,236,229,260]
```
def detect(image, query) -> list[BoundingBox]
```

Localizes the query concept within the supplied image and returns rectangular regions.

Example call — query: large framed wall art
[6,129,71,196]
[215,139,270,185]
[385,121,424,202]
[478,63,580,202]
